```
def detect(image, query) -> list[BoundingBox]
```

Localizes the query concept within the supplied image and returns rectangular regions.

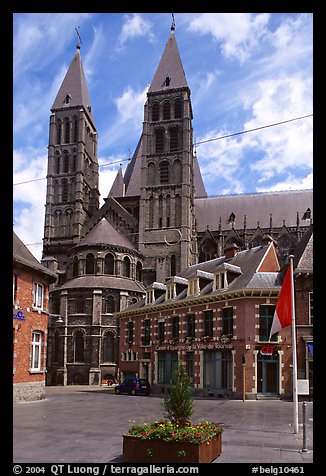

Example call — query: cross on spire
[171,13,175,31]
[75,26,82,49]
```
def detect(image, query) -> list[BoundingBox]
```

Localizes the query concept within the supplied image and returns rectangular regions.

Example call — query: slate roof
[293,224,313,273]
[51,48,95,126]
[13,231,57,281]
[148,30,188,93]
[59,275,145,293]
[195,189,313,232]
[122,243,280,313]
[74,217,137,253]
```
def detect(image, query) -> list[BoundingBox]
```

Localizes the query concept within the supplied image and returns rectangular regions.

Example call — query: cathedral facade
[42,27,313,386]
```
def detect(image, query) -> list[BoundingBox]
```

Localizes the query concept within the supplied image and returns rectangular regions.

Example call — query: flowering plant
[128,419,223,444]
[127,364,223,445]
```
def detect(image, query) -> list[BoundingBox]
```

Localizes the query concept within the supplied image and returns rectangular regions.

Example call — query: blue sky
[13,13,313,261]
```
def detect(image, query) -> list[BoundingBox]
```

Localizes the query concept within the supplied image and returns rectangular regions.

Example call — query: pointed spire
[51,47,95,126]
[108,164,125,198]
[148,28,188,93]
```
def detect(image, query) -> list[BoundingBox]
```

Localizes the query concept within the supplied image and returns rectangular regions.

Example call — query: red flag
[269,266,293,340]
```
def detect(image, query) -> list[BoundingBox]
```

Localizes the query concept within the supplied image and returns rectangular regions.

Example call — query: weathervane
[171,13,175,31]
[75,26,82,49]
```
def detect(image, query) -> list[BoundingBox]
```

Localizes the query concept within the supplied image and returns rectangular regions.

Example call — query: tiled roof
[122,243,280,313]
[294,225,313,273]
[51,48,95,126]
[74,218,137,252]
[195,189,313,231]
[59,275,145,293]
[148,30,188,93]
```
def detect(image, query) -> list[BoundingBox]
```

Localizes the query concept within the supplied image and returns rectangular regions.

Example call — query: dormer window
[166,284,176,300]
[188,278,199,297]
[164,75,171,87]
[215,272,228,291]
[146,289,155,305]
[64,93,71,104]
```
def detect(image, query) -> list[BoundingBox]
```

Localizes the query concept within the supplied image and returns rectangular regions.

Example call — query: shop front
[256,345,280,396]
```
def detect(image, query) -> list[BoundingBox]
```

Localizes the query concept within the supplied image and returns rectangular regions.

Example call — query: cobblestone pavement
[13,386,313,464]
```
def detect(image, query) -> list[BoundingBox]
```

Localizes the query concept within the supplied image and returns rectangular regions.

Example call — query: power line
[13,114,312,187]
[194,114,313,147]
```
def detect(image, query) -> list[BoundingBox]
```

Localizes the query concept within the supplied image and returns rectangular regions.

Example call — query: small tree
[164,363,193,427]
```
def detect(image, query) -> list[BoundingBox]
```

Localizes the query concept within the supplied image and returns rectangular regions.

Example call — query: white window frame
[33,283,44,310]
[31,331,42,371]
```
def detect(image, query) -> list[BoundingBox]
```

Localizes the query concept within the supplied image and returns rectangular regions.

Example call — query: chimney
[262,234,276,246]
[224,242,239,259]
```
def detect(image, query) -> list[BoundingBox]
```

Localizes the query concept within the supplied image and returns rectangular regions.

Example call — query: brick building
[13,231,57,402]
[118,227,313,399]
[42,24,312,387]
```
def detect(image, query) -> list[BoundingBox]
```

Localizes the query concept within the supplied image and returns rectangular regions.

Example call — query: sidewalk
[13,386,313,464]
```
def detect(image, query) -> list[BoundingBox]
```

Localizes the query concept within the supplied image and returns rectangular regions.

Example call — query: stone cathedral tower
[43,44,100,272]
[135,26,207,283]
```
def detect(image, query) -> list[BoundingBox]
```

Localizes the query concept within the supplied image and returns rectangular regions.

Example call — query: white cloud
[13,148,48,261]
[118,14,155,48]
[256,173,313,193]
[188,13,270,63]
[14,13,92,77]
[101,85,147,148]
[246,75,313,181]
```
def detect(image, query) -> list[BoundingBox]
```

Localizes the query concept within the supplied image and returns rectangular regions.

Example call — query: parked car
[114,378,151,396]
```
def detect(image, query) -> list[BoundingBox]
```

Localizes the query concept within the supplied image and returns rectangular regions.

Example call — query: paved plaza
[13,386,313,464]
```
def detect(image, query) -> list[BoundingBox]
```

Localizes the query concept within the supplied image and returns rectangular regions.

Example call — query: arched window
[175,194,182,227]
[55,152,60,174]
[166,194,171,228]
[155,129,164,153]
[64,118,70,143]
[65,209,73,236]
[62,179,68,204]
[160,160,169,183]
[163,100,170,120]
[174,98,182,119]
[169,127,179,152]
[74,331,84,362]
[56,119,62,144]
[73,255,79,277]
[63,153,69,173]
[136,261,142,281]
[147,162,156,185]
[173,159,182,184]
[159,194,163,228]
[86,253,95,275]
[123,256,131,278]
[103,332,115,362]
[152,102,160,122]
[149,196,154,228]
[54,180,59,203]
[73,116,78,143]
[104,254,114,275]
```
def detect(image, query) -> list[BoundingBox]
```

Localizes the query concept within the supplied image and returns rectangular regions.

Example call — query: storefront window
[157,352,178,384]
[259,304,277,342]
[204,351,232,389]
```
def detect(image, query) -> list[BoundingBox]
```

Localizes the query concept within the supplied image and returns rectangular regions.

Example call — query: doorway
[257,354,279,395]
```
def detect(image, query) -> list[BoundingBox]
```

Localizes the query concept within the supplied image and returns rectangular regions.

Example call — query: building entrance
[257,354,279,395]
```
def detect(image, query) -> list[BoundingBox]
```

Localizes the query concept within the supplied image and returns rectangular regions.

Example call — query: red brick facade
[118,241,313,400]
[13,232,56,402]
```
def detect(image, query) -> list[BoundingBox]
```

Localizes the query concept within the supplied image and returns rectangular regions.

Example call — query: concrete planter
[123,432,222,463]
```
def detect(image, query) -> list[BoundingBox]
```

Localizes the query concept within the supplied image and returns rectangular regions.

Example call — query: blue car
[115,378,151,396]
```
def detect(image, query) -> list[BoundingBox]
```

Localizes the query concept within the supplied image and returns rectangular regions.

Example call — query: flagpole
[289,255,299,434]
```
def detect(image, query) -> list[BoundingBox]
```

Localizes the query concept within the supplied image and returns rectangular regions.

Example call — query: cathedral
[42,26,313,386]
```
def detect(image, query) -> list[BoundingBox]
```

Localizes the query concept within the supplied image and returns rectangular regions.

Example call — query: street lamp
[49,313,64,324]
